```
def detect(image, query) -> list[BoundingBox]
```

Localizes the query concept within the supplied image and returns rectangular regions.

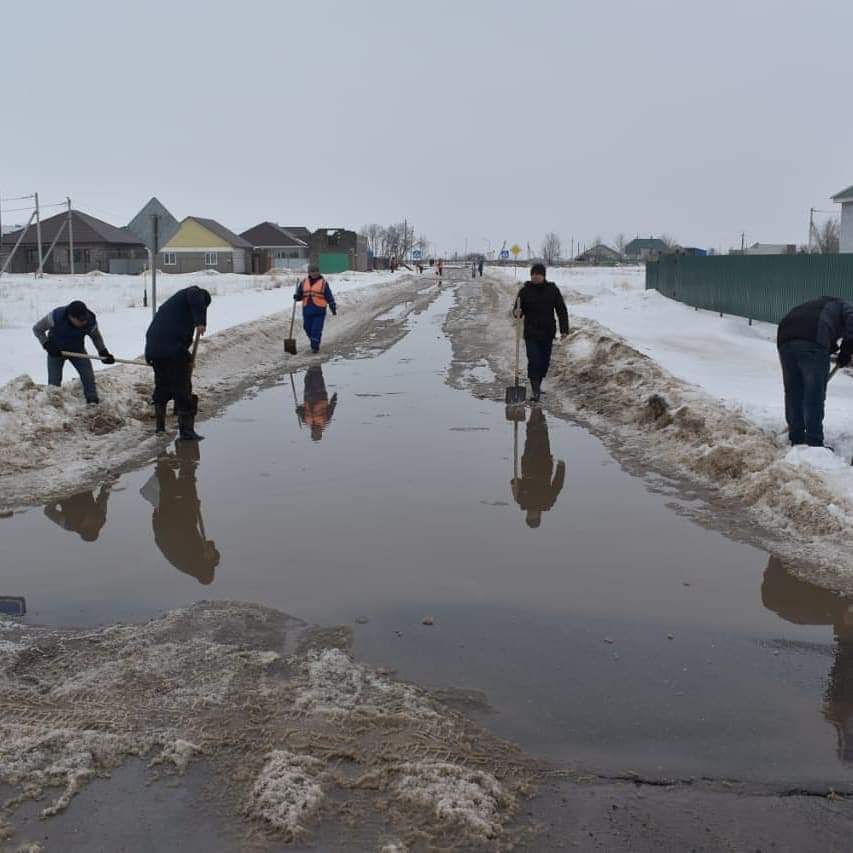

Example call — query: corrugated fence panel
[646,255,853,324]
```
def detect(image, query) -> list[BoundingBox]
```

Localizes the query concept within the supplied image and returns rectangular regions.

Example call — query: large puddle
[2,289,852,788]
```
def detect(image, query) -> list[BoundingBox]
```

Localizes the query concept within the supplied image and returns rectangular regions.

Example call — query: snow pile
[248,751,325,839]
[394,761,512,841]
[295,648,437,719]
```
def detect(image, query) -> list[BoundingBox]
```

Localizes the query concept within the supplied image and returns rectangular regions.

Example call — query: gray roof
[625,237,667,251]
[280,226,312,243]
[832,184,853,202]
[240,221,309,248]
[188,217,252,249]
[127,197,180,251]
[1,209,146,247]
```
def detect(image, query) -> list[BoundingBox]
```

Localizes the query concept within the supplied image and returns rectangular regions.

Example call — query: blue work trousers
[303,307,327,353]
[47,354,98,403]
[779,339,831,446]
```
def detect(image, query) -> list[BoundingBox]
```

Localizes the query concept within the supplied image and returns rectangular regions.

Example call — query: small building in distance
[0,209,147,274]
[576,243,621,264]
[624,236,667,261]
[240,222,309,273]
[736,242,797,256]
[310,228,368,273]
[158,216,252,274]
[832,184,853,253]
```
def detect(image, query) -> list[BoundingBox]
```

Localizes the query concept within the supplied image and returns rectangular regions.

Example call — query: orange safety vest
[304,399,329,428]
[302,276,328,309]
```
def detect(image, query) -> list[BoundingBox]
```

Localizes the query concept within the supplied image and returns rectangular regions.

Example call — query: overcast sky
[1,0,851,256]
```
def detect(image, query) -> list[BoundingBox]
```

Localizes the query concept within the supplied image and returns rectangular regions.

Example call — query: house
[738,243,796,256]
[0,209,147,274]
[576,243,621,264]
[310,228,368,273]
[158,217,252,274]
[127,197,180,255]
[831,184,853,252]
[623,237,667,261]
[240,222,310,273]
[280,226,312,246]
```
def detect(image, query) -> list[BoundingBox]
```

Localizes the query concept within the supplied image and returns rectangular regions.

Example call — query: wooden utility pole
[67,197,75,274]
[34,192,43,278]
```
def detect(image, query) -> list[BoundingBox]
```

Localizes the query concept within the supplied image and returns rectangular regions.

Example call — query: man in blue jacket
[294,265,337,353]
[777,296,853,447]
[145,286,211,441]
[32,300,115,404]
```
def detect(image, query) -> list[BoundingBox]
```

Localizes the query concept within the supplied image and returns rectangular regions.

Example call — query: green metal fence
[646,255,853,324]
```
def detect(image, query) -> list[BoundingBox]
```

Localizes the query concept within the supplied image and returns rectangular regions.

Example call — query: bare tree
[541,232,561,264]
[816,218,840,254]
[614,233,627,255]
[360,224,384,256]
[660,234,679,249]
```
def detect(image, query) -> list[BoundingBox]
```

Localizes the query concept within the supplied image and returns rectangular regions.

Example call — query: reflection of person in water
[762,556,853,762]
[296,365,338,442]
[43,483,112,542]
[510,408,565,528]
[140,442,220,585]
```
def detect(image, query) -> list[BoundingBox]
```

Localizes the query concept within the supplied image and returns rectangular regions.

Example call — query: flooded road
[2,287,853,791]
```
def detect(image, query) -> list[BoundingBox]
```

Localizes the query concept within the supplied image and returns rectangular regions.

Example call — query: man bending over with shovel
[145,286,211,441]
[33,300,115,405]
[294,265,337,354]
[513,263,569,403]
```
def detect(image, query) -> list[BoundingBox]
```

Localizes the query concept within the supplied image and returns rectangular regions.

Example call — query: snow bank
[0,272,429,508]
[249,751,325,839]
[0,268,410,388]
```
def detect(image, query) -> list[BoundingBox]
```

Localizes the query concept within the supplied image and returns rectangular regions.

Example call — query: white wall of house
[841,202,853,253]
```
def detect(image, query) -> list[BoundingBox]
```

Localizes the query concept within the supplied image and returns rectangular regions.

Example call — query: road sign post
[511,244,522,279]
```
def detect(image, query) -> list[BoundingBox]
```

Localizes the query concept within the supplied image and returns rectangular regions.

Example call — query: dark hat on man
[530,263,547,277]
[67,300,88,319]
[199,288,212,306]
[308,264,321,275]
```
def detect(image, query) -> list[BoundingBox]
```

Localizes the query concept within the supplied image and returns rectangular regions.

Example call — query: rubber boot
[177,413,204,442]
[530,378,542,403]
[154,404,167,434]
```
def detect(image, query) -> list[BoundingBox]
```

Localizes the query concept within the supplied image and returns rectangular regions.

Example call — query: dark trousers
[303,308,327,352]
[151,357,194,414]
[525,337,554,381]
[779,339,831,446]
[48,355,98,402]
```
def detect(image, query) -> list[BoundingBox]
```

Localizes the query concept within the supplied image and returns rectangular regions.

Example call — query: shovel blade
[505,405,527,423]
[284,338,297,355]
[505,384,526,406]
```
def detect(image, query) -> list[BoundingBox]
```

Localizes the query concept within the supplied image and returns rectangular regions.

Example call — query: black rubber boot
[530,378,542,403]
[154,404,167,434]
[177,413,204,442]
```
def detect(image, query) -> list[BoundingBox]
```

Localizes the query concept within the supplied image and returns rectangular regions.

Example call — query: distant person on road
[141,443,219,585]
[296,364,338,442]
[437,259,444,277]
[777,296,853,448]
[511,408,565,528]
[478,259,484,277]
[294,265,337,354]
[145,285,211,441]
[32,300,115,405]
[43,482,112,542]
[471,261,477,279]
[513,263,569,402]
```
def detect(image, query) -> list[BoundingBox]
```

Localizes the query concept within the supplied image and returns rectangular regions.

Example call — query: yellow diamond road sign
[510,244,522,257]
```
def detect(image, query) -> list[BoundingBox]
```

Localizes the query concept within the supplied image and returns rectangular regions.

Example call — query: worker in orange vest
[296,365,338,441]
[294,264,337,353]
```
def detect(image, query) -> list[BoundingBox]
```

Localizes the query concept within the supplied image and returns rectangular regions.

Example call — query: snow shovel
[505,310,526,409]
[289,373,303,430]
[60,351,149,367]
[284,301,297,355]
[189,327,201,416]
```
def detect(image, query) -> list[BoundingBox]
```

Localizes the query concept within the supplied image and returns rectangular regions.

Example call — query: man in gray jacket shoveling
[32,300,115,405]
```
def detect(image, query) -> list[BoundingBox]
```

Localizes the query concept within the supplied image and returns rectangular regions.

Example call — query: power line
[0,193,35,202]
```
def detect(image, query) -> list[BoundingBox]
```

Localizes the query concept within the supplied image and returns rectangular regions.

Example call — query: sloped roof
[1,209,146,246]
[625,237,667,251]
[240,221,309,248]
[280,226,312,243]
[127,197,180,248]
[832,184,853,202]
[188,217,252,249]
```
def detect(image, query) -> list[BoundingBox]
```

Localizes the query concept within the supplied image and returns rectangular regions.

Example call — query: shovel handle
[60,351,149,367]
[289,299,297,338]
[190,328,201,372]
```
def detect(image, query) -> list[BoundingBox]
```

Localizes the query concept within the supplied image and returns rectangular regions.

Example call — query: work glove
[99,350,116,365]
[43,341,62,357]
[330,307,337,316]
[838,343,853,369]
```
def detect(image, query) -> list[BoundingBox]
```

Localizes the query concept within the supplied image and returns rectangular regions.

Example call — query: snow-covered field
[0,269,408,389]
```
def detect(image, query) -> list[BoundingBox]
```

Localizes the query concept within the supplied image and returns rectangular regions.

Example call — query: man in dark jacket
[43,483,112,542]
[294,265,337,354]
[511,408,565,528]
[32,300,115,404]
[777,296,853,447]
[145,286,211,441]
[513,263,569,402]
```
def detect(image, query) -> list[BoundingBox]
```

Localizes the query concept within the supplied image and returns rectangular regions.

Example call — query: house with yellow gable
[158,216,252,274]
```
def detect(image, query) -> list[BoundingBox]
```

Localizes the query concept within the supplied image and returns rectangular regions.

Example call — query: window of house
[73,248,90,264]
[205,251,218,266]
[163,252,177,266]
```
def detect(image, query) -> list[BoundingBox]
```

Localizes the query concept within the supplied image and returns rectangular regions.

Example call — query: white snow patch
[249,750,325,837]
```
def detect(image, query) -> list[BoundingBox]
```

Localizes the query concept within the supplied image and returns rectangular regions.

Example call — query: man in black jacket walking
[513,263,569,402]
[777,296,853,447]
[145,286,211,441]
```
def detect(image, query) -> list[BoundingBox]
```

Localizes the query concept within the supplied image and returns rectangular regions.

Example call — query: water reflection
[510,408,565,528]
[140,443,220,585]
[762,556,853,761]
[294,365,338,442]
[43,484,112,542]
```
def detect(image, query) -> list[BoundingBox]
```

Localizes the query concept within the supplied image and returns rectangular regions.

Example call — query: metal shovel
[284,301,297,355]
[505,309,526,408]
